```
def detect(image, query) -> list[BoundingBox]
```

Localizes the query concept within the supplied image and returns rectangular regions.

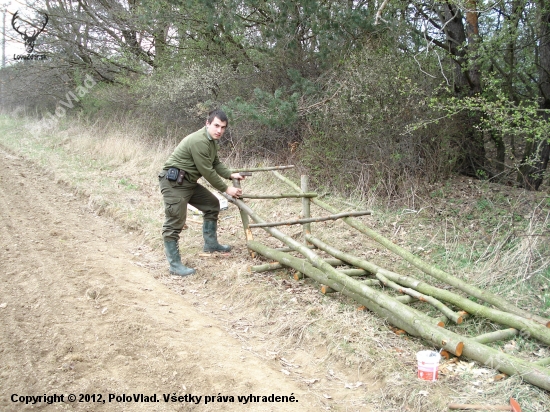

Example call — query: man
[158,109,244,276]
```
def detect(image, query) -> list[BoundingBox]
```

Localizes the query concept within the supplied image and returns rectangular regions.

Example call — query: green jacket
[163,127,232,192]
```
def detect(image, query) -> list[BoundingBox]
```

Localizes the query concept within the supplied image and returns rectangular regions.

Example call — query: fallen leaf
[0,303,7,308]
[281,369,290,375]
[418,390,429,397]
[323,394,332,399]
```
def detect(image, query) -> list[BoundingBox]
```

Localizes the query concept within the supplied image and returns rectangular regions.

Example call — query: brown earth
[0,148,367,411]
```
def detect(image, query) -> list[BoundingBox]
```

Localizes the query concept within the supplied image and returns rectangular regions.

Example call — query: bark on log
[230,165,295,172]
[232,178,255,258]
[472,328,519,344]
[340,268,369,276]
[241,193,318,199]
[275,245,316,252]
[305,234,550,346]
[230,193,550,390]
[376,272,464,324]
[246,240,449,331]
[272,171,550,327]
[242,233,466,356]
[248,211,372,228]
[250,258,345,273]
[247,242,550,390]
[322,278,381,294]
[301,175,312,246]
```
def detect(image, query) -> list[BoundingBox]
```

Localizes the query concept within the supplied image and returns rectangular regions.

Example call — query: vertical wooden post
[301,175,312,245]
[233,178,255,258]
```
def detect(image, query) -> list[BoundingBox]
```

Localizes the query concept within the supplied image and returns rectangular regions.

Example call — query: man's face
[206,117,227,140]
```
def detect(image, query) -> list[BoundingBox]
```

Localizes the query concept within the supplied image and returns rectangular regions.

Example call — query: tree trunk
[439,2,488,177]
[519,1,550,189]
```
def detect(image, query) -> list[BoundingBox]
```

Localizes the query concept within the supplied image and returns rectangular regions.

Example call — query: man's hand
[230,172,246,180]
[226,186,242,198]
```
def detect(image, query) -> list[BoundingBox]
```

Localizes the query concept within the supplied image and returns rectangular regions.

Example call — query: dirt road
[0,148,323,411]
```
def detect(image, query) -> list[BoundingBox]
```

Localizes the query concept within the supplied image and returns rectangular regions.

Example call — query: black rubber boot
[164,240,196,276]
[203,220,231,252]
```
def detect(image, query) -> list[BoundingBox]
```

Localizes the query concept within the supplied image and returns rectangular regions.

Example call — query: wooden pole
[248,211,371,228]
[272,171,550,327]
[232,177,255,258]
[241,193,318,199]
[230,165,295,172]
[471,328,519,344]
[305,234,550,346]
[275,245,316,252]
[227,207,468,356]
[301,175,312,246]
[376,272,464,324]
[246,243,550,391]
[246,240,451,330]
[322,278,381,294]
[249,258,346,273]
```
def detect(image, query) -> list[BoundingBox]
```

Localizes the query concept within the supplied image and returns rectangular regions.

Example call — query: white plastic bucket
[417,350,441,381]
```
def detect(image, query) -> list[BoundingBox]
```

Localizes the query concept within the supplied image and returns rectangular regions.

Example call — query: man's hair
[207,109,229,125]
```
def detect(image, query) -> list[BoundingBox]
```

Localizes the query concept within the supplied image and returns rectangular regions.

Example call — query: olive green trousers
[158,171,220,242]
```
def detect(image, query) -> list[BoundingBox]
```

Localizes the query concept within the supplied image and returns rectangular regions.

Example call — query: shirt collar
[205,126,213,141]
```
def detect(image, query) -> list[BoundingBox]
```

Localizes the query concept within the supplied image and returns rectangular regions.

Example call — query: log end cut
[455,341,464,357]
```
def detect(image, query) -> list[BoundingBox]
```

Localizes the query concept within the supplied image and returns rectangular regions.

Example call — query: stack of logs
[223,167,550,391]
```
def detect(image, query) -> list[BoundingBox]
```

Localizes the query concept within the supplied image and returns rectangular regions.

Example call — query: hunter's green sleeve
[190,140,229,192]
[213,154,232,180]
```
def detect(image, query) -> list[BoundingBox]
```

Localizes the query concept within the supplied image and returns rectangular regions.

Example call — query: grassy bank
[1,113,549,411]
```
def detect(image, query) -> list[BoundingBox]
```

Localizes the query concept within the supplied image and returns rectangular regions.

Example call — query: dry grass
[1,113,549,411]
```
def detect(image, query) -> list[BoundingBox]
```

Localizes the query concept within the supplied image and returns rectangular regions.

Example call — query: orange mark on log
[357,306,366,311]
[457,316,463,324]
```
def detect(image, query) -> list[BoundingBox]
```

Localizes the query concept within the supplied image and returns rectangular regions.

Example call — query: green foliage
[430,77,550,143]
[227,88,299,128]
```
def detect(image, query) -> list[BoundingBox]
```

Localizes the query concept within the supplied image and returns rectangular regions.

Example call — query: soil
[0,149,349,411]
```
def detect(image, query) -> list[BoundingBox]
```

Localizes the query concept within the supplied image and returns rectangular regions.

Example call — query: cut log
[301,175,312,246]
[247,240,453,332]
[305,234,550,346]
[322,278,381,294]
[228,191,550,390]
[241,193,318,199]
[376,272,464,324]
[232,178,255,258]
[472,328,519,344]
[250,258,346,273]
[339,268,369,276]
[248,211,372,228]
[272,171,550,327]
[230,165,295,172]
